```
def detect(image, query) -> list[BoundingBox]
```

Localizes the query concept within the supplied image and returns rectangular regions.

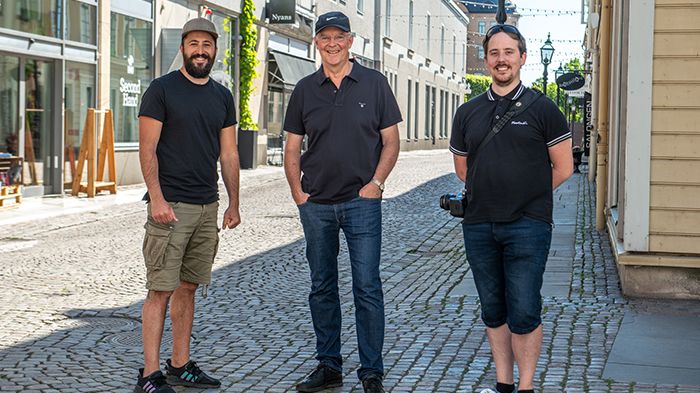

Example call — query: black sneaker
[296,364,343,392]
[134,368,175,393]
[361,375,385,393]
[165,359,221,388]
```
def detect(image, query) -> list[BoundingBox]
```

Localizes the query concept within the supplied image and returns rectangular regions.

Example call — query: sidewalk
[0,165,286,229]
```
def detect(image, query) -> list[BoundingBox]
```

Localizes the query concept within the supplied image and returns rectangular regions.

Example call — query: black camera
[439,190,467,217]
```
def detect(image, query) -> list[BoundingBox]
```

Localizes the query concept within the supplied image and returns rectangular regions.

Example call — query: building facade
[0,0,469,199]
[584,0,700,298]
[460,0,519,75]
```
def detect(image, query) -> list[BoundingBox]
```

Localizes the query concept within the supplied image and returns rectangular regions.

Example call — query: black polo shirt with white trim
[449,82,571,224]
[284,60,402,204]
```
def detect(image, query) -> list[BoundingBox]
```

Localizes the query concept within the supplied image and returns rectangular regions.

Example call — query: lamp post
[539,33,554,97]
[555,63,564,106]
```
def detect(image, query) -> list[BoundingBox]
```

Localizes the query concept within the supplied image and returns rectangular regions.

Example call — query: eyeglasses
[485,24,522,39]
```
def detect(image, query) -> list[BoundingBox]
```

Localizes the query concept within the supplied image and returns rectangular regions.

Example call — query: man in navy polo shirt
[283,10,401,393]
[449,25,573,393]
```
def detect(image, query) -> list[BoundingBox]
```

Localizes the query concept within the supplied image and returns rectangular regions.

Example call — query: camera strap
[472,87,542,159]
[464,87,542,195]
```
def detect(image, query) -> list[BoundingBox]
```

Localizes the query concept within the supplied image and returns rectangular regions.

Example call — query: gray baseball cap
[181,17,219,41]
[315,11,351,35]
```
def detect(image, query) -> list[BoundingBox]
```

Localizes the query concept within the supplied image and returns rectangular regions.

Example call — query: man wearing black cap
[134,17,240,393]
[284,10,402,393]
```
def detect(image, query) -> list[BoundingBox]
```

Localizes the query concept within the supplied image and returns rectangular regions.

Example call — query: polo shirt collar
[314,58,361,86]
[486,82,525,101]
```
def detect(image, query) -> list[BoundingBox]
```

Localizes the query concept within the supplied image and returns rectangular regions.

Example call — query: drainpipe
[374,0,382,71]
[595,0,612,231]
[588,16,599,183]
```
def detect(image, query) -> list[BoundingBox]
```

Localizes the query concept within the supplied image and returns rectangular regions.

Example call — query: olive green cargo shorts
[142,201,219,291]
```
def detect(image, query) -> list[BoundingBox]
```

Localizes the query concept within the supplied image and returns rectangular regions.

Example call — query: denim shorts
[462,215,552,334]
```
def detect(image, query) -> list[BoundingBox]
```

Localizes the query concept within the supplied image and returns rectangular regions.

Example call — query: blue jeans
[462,216,552,334]
[298,197,385,380]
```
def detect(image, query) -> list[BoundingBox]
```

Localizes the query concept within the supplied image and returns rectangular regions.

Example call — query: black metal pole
[543,65,548,97]
[496,0,506,24]
[556,86,560,106]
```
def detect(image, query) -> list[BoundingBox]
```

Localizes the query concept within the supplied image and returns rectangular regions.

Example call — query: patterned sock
[496,382,515,393]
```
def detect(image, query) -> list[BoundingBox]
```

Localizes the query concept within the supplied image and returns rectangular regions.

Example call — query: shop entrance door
[23,58,59,195]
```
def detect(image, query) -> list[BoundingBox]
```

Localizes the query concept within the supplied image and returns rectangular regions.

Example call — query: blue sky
[510,0,587,84]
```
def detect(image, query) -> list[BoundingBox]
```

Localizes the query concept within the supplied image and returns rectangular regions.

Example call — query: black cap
[315,11,351,35]
[181,17,219,41]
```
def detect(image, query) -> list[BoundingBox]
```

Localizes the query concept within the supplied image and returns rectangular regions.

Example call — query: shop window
[110,12,153,144]
[64,62,96,187]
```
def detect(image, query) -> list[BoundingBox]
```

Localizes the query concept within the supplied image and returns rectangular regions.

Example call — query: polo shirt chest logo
[358,102,367,108]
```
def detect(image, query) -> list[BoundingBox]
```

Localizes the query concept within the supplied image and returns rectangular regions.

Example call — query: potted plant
[238,0,259,169]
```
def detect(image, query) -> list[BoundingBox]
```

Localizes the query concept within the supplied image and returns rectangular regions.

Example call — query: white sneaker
[479,389,497,393]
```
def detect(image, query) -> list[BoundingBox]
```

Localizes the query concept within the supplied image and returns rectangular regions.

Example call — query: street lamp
[539,33,555,96]
[555,63,564,106]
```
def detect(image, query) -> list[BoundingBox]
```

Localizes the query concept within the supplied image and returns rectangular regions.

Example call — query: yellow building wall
[649,0,700,254]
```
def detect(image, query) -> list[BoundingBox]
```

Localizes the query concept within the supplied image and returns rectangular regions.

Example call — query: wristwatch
[371,178,385,192]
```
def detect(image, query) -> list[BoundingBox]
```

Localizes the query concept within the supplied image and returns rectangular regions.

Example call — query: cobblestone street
[1,150,699,393]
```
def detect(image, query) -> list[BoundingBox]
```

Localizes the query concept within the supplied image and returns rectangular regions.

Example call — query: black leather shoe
[296,364,343,392]
[362,375,385,393]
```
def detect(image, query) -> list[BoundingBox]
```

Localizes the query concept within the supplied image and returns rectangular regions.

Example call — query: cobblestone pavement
[0,150,698,393]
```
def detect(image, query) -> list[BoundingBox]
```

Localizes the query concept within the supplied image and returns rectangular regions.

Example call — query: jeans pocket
[142,223,173,270]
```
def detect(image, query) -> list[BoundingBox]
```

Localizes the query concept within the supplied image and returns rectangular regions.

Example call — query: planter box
[238,129,258,169]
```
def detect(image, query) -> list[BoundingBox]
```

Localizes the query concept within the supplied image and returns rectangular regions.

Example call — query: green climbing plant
[239,0,259,130]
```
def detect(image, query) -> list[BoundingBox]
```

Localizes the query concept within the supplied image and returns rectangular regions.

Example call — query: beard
[183,52,215,78]
[491,65,518,87]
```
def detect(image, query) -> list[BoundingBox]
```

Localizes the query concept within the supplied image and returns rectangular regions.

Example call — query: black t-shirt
[449,83,571,224]
[139,70,237,204]
[284,60,402,204]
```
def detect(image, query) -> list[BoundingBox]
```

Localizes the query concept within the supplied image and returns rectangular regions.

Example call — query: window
[462,43,466,73]
[426,14,431,54]
[406,79,412,140]
[357,0,364,14]
[385,0,391,36]
[452,35,457,70]
[439,90,444,138]
[64,61,96,185]
[1,0,62,38]
[478,21,486,35]
[414,81,419,139]
[440,26,445,64]
[425,85,431,139]
[478,47,485,60]
[66,0,97,45]
[110,12,153,144]
[408,1,414,48]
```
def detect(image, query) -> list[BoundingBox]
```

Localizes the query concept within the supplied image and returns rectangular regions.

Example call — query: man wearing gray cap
[284,10,401,393]
[135,17,240,393]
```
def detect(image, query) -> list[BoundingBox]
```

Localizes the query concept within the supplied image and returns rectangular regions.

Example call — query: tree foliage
[465,74,491,101]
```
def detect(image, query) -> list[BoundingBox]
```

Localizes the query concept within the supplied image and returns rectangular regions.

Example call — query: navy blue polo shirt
[284,60,402,204]
[449,82,571,224]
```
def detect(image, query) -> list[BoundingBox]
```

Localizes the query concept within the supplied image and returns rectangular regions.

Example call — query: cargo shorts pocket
[142,223,173,270]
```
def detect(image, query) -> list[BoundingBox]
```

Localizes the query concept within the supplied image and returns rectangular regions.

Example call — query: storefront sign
[120,78,142,107]
[127,55,135,75]
[556,72,585,91]
[583,92,592,156]
[267,0,295,24]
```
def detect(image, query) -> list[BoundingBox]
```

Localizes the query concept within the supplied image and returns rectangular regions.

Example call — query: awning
[270,51,316,86]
